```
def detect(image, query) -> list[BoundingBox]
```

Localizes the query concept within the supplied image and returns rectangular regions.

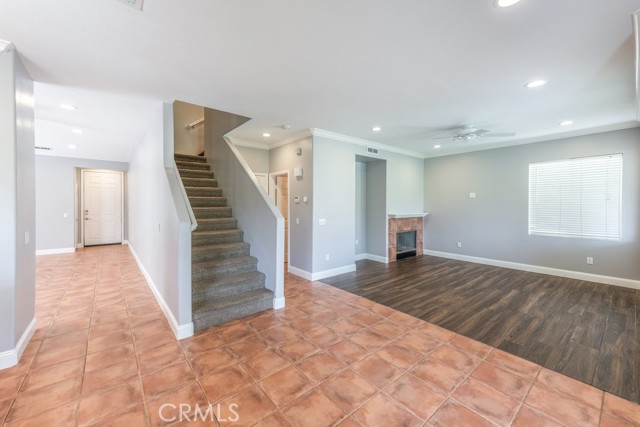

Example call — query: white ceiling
[2,0,639,160]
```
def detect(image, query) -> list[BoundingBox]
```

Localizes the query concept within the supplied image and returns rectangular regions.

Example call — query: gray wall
[366,160,387,258]
[128,103,193,334]
[0,51,35,357]
[174,101,204,156]
[313,136,424,273]
[355,161,367,255]
[236,145,270,173]
[424,127,640,281]
[35,156,128,251]
[269,138,314,273]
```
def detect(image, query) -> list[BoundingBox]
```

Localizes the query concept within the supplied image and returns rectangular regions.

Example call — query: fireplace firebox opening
[396,230,417,260]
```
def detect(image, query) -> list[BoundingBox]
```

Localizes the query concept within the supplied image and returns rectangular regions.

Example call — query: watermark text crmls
[159,402,239,423]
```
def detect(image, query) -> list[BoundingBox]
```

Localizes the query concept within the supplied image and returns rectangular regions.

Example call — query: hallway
[0,246,638,426]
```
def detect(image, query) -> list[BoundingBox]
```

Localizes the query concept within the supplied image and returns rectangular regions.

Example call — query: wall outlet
[457,242,462,248]
[469,192,476,199]
[325,254,330,261]
[63,213,68,218]
[319,218,327,226]
[586,257,594,265]
[295,218,300,225]
[24,231,30,245]
[355,239,359,245]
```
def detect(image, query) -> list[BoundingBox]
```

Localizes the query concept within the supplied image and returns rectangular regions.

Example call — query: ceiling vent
[117,0,143,11]
[367,147,379,155]
[35,146,52,151]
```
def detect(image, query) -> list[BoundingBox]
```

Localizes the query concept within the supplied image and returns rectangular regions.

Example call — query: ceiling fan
[433,125,516,142]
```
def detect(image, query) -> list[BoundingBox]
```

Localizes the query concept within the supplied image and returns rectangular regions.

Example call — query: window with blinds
[528,154,622,240]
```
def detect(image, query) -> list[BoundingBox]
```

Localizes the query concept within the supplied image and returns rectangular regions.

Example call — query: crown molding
[229,137,270,150]
[268,129,313,149]
[310,128,425,159]
[424,121,640,159]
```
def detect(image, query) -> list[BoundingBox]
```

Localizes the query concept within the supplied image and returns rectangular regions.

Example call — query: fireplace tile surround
[388,215,425,262]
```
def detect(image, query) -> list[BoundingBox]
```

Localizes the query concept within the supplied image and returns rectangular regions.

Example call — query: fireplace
[396,231,417,260]
[388,213,428,262]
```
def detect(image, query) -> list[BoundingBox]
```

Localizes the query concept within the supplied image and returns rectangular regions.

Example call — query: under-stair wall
[203,108,285,308]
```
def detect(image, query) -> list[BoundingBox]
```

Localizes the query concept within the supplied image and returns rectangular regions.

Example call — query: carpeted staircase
[175,153,273,331]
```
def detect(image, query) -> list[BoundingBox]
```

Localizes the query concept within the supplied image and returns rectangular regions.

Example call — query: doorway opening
[269,171,290,269]
[355,155,387,263]
[80,169,124,247]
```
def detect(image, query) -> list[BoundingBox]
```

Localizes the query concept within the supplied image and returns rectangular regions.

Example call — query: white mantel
[388,213,429,219]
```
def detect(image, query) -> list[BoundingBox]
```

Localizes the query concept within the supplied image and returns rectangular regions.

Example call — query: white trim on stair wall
[0,317,36,370]
[35,247,76,256]
[424,249,640,291]
[288,264,357,281]
[273,297,285,309]
[127,244,194,339]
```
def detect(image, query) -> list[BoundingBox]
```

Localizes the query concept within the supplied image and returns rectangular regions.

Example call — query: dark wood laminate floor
[321,255,640,403]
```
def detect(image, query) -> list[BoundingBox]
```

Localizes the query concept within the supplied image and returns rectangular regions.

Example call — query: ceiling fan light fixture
[372,126,382,132]
[495,0,521,8]
[262,132,271,138]
[433,145,441,149]
[525,79,547,89]
[560,120,574,126]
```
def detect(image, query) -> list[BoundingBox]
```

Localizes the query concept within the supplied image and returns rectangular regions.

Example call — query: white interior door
[83,170,123,246]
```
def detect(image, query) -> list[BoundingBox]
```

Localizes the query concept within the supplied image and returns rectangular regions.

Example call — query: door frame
[269,170,290,268]
[80,169,125,247]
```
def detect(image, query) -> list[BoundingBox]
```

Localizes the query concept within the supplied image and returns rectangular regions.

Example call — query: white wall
[174,101,204,156]
[312,135,424,276]
[424,128,640,282]
[236,145,270,173]
[0,50,35,367]
[365,160,387,258]
[355,161,367,256]
[128,103,193,338]
[35,156,128,252]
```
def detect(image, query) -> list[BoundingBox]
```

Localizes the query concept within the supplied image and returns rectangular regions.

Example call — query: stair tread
[192,289,273,318]
[193,229,242,236]
[196,217,237,223]
[192,242,248,253]
[175,154,207,162]
[192,255,258,269]
[193,271,265,290]
[185,186,221,190]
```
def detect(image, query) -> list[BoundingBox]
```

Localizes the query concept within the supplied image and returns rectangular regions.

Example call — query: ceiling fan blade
[481,132,516,138]
[431,136,455,140]
[474,129,491,135]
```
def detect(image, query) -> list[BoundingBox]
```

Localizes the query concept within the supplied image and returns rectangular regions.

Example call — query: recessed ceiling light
[372,126,382,132]
[59,104,77,111]
[68,144,77,149]
[72,129,83,134]
[262,133,271,138]
[525,79,547,88]
[433,145,441,149]
[495,0,521,8]
[560,120,574,126]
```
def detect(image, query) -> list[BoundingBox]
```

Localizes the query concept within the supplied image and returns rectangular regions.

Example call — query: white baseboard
[76,243,84,249]
[424,249,640,290]
[356,253,388,263]
[0,317,36,370]
[35,247,75,256]
[288,266,313,280]
[273,296,285,309]
[127,244,194,339]
[122,240,129,245]
[311,264,356,281]
[289,264,357,281]
[355,253,366,261]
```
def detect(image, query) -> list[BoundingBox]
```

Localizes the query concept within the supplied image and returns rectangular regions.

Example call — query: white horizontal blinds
[528,154,622,240]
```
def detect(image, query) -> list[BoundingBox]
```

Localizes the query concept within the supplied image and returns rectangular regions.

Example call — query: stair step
[192,207,232,219]
[192,271,266,301]
[192,242,250,262]
[190,196,227,207]
[175,153,207,163]
[192,256,258,281]
[179,169,215,179]
[182,177,218,188]
[192,229,244,246]
[192,288,273,330]
[185,187,223,197]
[176,161,210,171]
[195,218,238,232]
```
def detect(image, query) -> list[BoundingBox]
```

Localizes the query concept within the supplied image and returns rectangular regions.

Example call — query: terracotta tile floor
[1,245,639,426]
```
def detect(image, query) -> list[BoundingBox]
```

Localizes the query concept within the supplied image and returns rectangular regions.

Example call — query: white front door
[83,170,123,246]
